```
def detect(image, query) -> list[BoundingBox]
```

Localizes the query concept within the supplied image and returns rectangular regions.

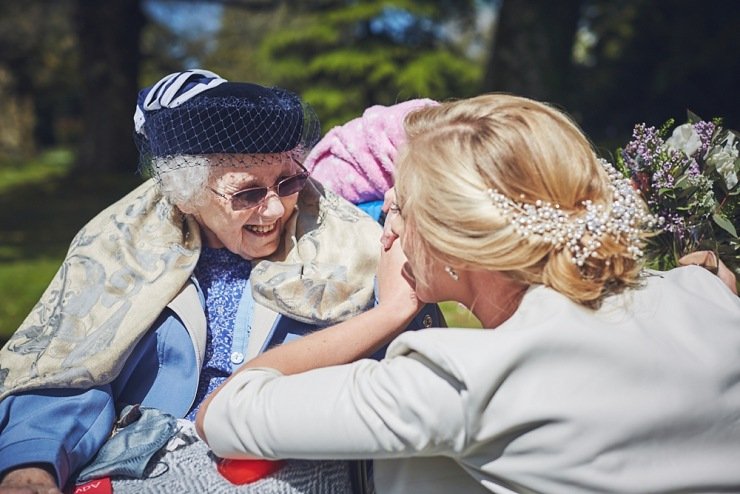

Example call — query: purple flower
[662,211,686,235]
[692,120,716,157]
[617,115,738,273]
[621,123,663,174]
[686,158,701,181]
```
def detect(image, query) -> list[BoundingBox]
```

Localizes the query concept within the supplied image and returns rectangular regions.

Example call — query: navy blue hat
[134,70,317,159]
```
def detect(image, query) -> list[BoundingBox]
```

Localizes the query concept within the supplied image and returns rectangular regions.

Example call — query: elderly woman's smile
[246,223,278,234]
[181,156,303,260]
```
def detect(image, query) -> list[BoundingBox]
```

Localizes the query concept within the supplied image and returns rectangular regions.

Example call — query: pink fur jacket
[304,99,438,203]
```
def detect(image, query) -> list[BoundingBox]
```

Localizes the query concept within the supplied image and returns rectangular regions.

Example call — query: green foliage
[0,149,74,193]
[0,1,80,153]
[439,301,482,329]
[0,259,60,344]
[200,5,290,85]
[205,0,483,132]
[398,52,481,99]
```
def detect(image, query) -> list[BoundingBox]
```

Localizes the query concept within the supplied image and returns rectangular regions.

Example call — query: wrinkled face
[186,155,303,260]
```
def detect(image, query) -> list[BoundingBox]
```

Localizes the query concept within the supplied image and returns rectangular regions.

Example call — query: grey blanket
[107,420,353,494]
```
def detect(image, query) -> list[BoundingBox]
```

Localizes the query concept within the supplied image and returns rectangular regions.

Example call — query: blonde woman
[198,94,740,493]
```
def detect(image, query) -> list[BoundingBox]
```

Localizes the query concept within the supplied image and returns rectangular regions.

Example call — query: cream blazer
[203,266,740,494]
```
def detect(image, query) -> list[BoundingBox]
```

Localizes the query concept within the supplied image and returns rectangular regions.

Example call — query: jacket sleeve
[203,348,467,461]
[0,309,191,487]
[0,386,116,487]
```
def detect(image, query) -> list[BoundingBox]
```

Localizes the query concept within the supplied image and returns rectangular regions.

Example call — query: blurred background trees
[0,0,738,339]
[1,0,738,170]
[0,1,79,161]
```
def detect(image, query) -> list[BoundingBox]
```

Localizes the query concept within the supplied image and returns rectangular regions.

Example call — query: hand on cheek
[381,222,398,251]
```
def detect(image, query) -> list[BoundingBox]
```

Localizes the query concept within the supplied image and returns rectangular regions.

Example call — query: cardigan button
[230,351,245,365]
[422,314,433,328]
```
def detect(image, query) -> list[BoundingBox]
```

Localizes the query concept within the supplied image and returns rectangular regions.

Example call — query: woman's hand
[377,187,422,318]
[377,234,422,319]
[380,188,399,251]
[0,466,62,494]
[679,251,737,295]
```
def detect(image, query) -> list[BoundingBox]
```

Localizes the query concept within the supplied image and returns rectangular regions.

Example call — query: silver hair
[152,155,211,207]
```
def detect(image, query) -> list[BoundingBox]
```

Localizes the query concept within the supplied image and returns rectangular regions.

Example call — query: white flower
[707,132,739,189]
[666,123,702,156]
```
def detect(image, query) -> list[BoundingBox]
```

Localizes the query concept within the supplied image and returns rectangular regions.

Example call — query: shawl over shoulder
[0,179,380,400]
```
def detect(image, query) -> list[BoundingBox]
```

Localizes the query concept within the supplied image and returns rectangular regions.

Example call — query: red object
[71,477,113,494]
[217,458,285,484]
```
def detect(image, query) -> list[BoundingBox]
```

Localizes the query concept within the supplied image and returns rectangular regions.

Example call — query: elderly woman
[197,94,740,493]
[0,70,441,493]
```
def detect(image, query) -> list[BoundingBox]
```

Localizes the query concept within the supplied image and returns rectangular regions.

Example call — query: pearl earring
[444,266,459,281]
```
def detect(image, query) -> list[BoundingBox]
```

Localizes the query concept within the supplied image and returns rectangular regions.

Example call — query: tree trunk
[482,0,582,104]
[0,96,36,161]
[74,0,145,173]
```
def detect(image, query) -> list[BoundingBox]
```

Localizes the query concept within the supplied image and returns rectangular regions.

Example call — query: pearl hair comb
[487,159,659,267]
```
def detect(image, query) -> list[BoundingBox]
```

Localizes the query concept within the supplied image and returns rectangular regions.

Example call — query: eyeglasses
[209,160,310,211]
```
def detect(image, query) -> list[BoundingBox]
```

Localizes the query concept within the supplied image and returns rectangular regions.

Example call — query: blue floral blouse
[185,247,252,420]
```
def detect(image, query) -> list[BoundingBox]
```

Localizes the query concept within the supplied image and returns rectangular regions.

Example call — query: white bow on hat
[134,69,227,136]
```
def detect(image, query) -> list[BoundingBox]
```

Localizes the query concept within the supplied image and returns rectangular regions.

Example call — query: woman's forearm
[195,302,416,439]
[253,235,421,375]
[196,238,421,439]
[246,304,415,374]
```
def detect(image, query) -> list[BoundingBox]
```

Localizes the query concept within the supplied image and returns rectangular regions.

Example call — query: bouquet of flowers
[615,112,739,276]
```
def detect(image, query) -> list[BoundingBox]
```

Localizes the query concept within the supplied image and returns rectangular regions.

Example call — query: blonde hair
[395,94,646,308]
